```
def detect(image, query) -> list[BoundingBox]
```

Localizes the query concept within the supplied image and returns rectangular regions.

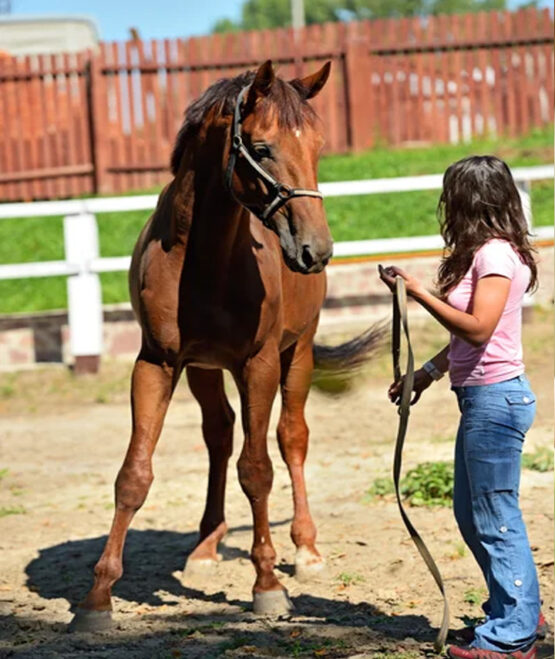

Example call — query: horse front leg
[235,341,293,616]
[69,353,179,632]
[278,333,325,582]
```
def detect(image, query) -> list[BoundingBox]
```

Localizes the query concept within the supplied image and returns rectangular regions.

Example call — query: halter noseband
[224,86,323,227]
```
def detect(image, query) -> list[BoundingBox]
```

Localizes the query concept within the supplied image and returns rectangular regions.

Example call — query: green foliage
[368,476,396,498]
[402,461,453,507]
[277,637,347,657]
[0,505,26,517]
[212,0,509,32]
[367,460,454,507]
[463,587,487,605]
[336,571,365,586]
[453,542,466,558]
[522,447,553,473]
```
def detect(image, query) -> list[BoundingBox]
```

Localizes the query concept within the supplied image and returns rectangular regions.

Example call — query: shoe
[537,610,548,640]
[447,644,536,659]
[456,611,548,644]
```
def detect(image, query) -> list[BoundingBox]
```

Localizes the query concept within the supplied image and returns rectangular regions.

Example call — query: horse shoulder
[129,183,189,355]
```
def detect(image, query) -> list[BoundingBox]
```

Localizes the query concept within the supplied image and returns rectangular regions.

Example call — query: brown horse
[70,60,382,631]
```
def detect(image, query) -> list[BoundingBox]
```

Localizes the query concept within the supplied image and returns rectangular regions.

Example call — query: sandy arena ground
[0,313,553,658]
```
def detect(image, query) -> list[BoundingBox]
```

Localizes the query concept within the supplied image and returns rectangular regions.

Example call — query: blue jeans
[452,374,540,653]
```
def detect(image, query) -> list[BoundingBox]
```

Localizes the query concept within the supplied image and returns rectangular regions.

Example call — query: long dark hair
[436,155,538,297]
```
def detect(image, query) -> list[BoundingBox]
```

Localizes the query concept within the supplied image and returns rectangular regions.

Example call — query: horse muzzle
[274,217,333,274]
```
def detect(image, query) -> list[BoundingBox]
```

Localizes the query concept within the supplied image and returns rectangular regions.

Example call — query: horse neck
[175,138,251,283]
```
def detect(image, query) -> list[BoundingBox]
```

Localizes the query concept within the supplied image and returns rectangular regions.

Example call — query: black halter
[224,86,323,227]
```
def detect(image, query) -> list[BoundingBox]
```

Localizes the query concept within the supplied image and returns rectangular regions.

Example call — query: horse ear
[290,61,331,100]
[246,60,275,108]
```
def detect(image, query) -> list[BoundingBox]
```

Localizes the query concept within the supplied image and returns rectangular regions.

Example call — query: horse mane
[170,70,316,175]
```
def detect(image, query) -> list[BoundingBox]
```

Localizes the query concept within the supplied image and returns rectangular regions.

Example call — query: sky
[7,0,553,42]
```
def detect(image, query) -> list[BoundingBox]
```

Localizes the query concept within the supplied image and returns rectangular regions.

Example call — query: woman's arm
[388,344,450,405]
[429,344,450,373]
[380,266,511,348]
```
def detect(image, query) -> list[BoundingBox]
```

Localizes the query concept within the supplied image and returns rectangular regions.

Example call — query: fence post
[344,40,373,152]
[516,179,534,322]
[63,213,103,374]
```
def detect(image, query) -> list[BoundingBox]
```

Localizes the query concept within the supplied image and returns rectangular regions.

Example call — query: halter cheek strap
[224,85,323,227]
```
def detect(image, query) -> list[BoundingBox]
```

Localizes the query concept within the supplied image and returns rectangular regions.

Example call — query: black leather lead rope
[392,276,450,654]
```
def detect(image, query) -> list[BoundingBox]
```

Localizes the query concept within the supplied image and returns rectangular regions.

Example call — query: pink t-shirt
[447,239,531,387]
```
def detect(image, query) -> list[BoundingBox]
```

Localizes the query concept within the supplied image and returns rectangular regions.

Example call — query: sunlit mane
[170,70,316,175]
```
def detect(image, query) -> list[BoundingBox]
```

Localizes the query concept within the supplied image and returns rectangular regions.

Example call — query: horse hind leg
[277,335,326,583]
[183,366,234,579]
[69,354,178,632]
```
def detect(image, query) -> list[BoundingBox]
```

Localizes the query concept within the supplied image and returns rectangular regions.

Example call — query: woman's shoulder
[475,238,520,261]
[477,237,516,252]
[473,238,520,278]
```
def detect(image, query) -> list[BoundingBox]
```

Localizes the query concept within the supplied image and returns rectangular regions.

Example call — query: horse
[70,60,383,631]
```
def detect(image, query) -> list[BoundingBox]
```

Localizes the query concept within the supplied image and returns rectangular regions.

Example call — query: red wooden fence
[0,7,552,201]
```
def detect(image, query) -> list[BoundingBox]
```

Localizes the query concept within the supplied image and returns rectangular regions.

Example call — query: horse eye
[252,143,272,160]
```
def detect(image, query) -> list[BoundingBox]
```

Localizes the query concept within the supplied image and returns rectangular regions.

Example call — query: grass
[366,461,454,507]
[336,571,365,587]
[522,447,554,473]
[0,505,27,517]
[0,126,552,314]
[463,587,487,606]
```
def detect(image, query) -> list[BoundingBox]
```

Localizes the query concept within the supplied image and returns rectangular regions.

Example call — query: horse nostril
[322,256,329,266]
[301,245,314,269]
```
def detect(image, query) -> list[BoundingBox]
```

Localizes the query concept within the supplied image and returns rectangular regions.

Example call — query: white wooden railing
[0,165,552,366]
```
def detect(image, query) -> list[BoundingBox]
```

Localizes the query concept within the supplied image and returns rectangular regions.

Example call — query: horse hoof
[182,557,219,583]
[253,588,294,616]
[68,608,112,633]
[295,547,327,583]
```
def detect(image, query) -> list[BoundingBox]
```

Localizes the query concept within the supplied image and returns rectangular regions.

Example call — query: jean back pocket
[504,392,536,436]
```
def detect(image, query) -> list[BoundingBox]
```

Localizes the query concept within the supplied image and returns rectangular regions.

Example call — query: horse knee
[115,461,153,511]
[277,418,309,465]
[237,453,273,499]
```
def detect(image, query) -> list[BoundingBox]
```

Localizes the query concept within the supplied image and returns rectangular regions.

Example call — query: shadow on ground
[5,528,551,658]
[25,527,252,609]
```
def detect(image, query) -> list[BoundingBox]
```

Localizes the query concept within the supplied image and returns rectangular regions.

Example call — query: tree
[212,0,509,33]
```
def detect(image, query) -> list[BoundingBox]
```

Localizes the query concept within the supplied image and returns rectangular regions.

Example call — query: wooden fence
[0,7,553,201]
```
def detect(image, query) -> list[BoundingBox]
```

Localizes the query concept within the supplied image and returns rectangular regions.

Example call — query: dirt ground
[0,312,553,659]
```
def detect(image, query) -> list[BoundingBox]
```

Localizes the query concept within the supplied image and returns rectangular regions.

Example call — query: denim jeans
[452,374,540,653]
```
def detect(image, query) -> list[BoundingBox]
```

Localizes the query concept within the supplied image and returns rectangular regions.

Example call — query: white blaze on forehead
[294,129,302,138]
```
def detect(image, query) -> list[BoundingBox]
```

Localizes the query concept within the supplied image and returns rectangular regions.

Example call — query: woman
[379,156,545,659]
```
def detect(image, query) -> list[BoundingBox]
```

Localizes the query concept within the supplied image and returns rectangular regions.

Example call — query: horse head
[226,60,333,274]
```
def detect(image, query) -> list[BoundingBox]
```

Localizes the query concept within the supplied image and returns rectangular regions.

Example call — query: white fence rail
[0,165,553,369]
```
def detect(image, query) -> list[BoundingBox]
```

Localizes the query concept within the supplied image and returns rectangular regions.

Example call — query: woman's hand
[378,264,426,298]
[388,368,434,406]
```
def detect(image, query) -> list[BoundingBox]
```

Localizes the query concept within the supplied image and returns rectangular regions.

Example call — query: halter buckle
[277,184,293,198]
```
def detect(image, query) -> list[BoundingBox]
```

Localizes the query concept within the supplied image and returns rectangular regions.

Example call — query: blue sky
[9,0,553,42]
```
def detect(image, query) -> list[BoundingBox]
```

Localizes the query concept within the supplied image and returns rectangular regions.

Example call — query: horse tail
[312,320,388,375]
